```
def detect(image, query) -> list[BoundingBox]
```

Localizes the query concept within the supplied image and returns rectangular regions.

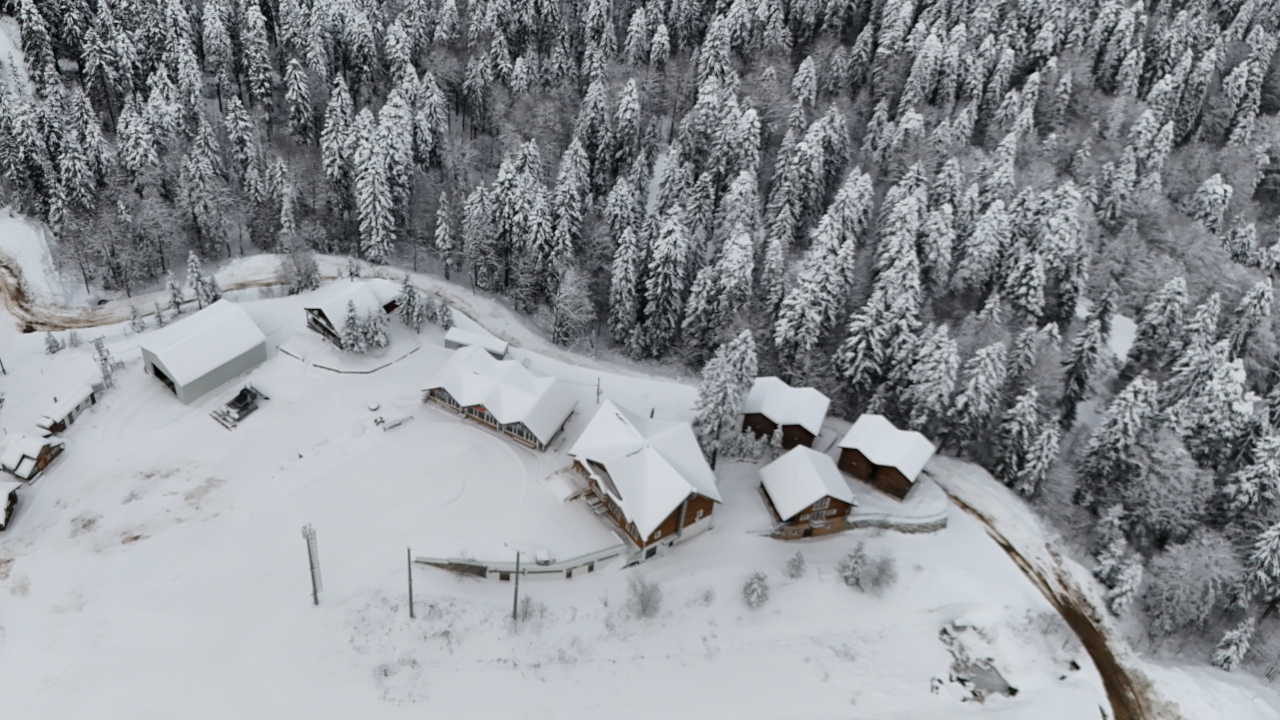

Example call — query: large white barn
[138,300,269,405]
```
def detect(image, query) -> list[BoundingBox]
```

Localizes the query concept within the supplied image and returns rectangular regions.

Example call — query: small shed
[138,300,269,405]
[837,414,936,500]
[444,326,509,359]
[569,399,721,558]
[741,377,830,449]
[36,383,102,434]
[0,480,20,530]
[423,345,576,451]
[759,446,856,538]
[0,436,65,481]
[304,280,399,346]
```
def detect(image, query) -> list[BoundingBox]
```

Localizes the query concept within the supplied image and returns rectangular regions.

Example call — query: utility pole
[596,378,601,405]
[302,524,322,606]
[511,551,521,623]
[407,547,415,619]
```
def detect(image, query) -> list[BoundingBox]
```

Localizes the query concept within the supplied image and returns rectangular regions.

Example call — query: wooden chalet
[444,326,509,359]
[303,280,399,347]
[759,446,856,539]
[36,383,102,435]
[423,345,576,451]
[569,400,721,561]
[0,480,20,530]
[0,436,66,481]
[837,414,936,500]
[741,377,830,449]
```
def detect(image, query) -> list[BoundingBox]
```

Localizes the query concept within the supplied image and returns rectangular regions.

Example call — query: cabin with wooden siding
[0,480,20,530]
[0,436,66,481]
[303,280,400,347]
[423,345,576,451]
[740,377,830,449]
[759,446,856,539]
[569,400,721,561]
[837,414,937,501]
[36,384,103,435]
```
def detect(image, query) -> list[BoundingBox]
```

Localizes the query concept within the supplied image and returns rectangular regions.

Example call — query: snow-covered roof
[0,479,20,496]
[37,384,96,427]
[760,446,855,521]
[741,377,830,436]
[445,326,509,357]
[137,300,267,387]
[838,414,936,483]
[0,435,64,478]
[424,345,575,444]
[568,399,720,539]
[305,282,386,331]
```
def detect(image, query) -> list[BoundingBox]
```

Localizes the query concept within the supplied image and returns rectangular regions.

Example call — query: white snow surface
[423,345,576,445]
[0,212,70,305]
[839,414,937,482]
[0,248,1267,718]
[759,446,854,521]
[443,326,509,357]
[741,376,830,436]
[568,399,721,538]
[137,300,267,386]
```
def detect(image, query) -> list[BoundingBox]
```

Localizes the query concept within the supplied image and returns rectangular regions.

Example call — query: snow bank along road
[1,246,1166,719]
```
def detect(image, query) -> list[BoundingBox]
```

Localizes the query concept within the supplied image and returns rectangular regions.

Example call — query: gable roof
[760,446,855,521]
[445,326,509,357]
[838,414,936,483]
[424,345,575,444]
[37,384,96,427]
[305,282,386,332]
[0,435,64,477]
[741,377,830,436]
[137,300,267,387]
[568,399,720,538]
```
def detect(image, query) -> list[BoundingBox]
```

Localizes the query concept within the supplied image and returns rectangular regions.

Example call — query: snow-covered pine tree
[951,199,1009,294]
[1244,521,1280,604]
[1078,376,1160,507]
[898,323,959,431]
[362,309,389,350]
[1015,423,1061,497]
[1212,617,1256,671]
[1187,174,1233,233]
[396,275,425,332]
[1222,436,1280,515]
[1227,279,1273,357]
[340,300,366,353]
[609,225,642,343]
[166,271,183,314]
[994,388,1042,487]
[692,329,758,467]
[353,109,394,263]
[634,207,690,357]
[129,304,146,334]
[552,265,597,346]
[1059,315,1105,428]
[1171,354,1258,471]
[44,331,62,355]
[153,301,167,328]
[946,342,1008,451]
[1123,276,1188,377]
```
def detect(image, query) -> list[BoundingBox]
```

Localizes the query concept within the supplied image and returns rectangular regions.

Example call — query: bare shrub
[627,574,662,618]
[786,551,806,579]
[517,594,546,623]
[838,543,898,594]
[743,571,769,609]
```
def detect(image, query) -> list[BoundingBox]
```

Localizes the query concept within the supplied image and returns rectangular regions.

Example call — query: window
[654,529,662,540]
[813,497,830,511]
[695,509,704,520]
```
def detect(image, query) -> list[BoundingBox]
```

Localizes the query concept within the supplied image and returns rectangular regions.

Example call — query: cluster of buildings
[420,338,938,562]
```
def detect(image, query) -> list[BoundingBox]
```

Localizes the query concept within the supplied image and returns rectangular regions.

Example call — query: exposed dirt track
[945,493,1176,720]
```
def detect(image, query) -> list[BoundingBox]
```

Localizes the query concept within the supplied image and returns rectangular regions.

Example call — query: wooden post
[302,525,321,606]
[512,551,521,623]
[407,547,415,619]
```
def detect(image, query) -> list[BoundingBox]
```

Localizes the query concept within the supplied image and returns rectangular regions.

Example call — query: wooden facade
[424,387,563,451]
[838,447,914,500]
[576,461,715,551]
[742,413,816,449]
[759,485,854,539]
[0,486,16,531]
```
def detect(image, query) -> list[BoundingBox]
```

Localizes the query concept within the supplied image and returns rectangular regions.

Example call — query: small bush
[786,551,806,579]
[627,574,662,618]
[838,543,898,594]
[743,571,769,609]
[517,594,546,623]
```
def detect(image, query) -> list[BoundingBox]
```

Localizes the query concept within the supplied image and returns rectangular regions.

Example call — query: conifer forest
[5,0,1280,677]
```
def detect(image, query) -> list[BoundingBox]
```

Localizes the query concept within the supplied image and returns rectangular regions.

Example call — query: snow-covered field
[0,269,1266,719]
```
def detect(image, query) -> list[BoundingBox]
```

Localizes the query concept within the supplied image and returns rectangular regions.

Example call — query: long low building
[423,345,576,451]
[139,300,269,405]
[36,383,102,434]
[569,399,721,560]
[837,414,937,500]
